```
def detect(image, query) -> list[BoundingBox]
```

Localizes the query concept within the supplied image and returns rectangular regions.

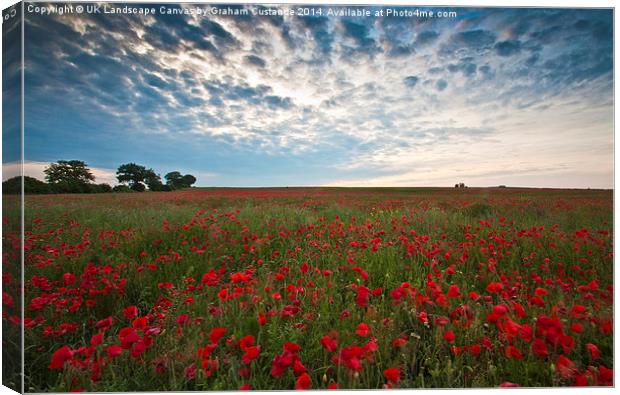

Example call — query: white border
[0,1,616,395]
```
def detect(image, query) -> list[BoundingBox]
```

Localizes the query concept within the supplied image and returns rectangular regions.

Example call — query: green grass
[2,187,613,391]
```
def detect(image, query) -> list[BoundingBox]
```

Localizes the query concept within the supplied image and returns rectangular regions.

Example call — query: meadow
[2,187,613,391]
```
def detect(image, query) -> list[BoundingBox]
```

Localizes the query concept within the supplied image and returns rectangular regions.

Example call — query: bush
[2,176,51,194]
[90,183,112,193]
[49,181,89,194]
[112,185,133,193]
[130,183,146,192]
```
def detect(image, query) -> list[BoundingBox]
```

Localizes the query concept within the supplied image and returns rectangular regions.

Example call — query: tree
[164,171,183,189]
[144,170,164,191]
[116,163,144,191]
[116,163,163,191]
[165,171,197,189]
[2,176,50,194]
[181,174,197,188]
[44,160,95,193]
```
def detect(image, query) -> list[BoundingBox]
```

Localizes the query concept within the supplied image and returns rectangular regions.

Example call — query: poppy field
[2,187,614,391]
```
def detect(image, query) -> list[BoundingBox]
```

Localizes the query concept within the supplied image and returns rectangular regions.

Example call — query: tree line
[2,160,196,194]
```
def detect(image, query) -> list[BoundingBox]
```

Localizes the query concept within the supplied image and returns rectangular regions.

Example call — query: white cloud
[22,8,613,188]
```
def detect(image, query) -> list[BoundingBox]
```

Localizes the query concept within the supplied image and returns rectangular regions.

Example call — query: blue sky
[8,4,614,187]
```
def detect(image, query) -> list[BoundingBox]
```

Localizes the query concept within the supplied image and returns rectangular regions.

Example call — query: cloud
[447,59,477,76]
[494,40,522,56]
[403,76,419,88]
[436,79,448,91]
[449,29,496,49]
[20,7,613,188]
[341,19,379,54]
[244,54,266,68]
[415,30,440,46]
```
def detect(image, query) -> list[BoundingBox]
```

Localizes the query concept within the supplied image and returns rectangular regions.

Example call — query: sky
[3,4,614,188]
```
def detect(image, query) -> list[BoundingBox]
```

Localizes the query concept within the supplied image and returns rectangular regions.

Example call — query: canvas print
[1,1,614,392]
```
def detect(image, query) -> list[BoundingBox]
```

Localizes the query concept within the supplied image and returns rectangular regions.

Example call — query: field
[2,187,614,391]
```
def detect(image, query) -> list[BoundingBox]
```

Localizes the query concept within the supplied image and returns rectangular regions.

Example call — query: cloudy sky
[6,4,614,187]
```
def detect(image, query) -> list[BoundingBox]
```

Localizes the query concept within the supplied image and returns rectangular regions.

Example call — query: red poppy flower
[130,340,146,359]
[123,306,138,320]
[570,305,587,319]
[295,373,311,390]
[556,355,576,379]
[201,359,218,378]
[561,335,574,354]
[239,335,255,351]
[486,282,503,293]
[585,343,600,360]
[574,374,589,386]
[184,363,197,380]
[392,337,407,348]
[321,335,338,352]
[511,302,527,318]
[209,327,227,344]
[355,286,370,308]
[444,330,455,343]
[534,287,548,297]
[505,345,524,360]
[468,344,481,356]
[447,285,461,298]
[570,323,584,333]
[176,314,190,326]
[492,304,508,316]
[119,327,140,349]
[197,344,217,359]
[293,359,307,376]
[242,345,261,364]
[384,367,401,383]
[106,345,123,358]
[63,273,76,285]
[90,333,104,347]
[499,382,520,387]
[284,342,301,353]
[132,316,148,330]
[481,336,493,350]
[95,316,113,331]
[49,346,73,369]
[597,365,613,385]
[532,339,548,358]
[355,323,371,337]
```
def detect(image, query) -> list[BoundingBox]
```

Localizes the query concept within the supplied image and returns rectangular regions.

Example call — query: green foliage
[44,160,96,193]
[112,185,133,193]
[181,174,196,187]
[91,183,112,193]
[3,176,51,194]
[165,171,197,189]
[145,172,164,191]
[117,163,164,192]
